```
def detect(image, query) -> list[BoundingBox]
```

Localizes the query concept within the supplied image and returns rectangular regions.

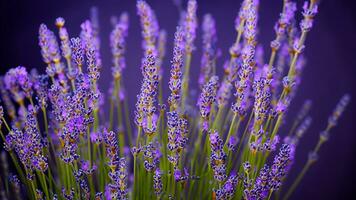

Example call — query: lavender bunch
[0,1,351,200]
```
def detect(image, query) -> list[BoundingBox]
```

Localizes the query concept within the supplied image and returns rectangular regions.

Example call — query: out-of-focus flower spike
[327,94,351,129]
[0,77,16,119]
[157,30,167,80]
[110,16,119,28]
[80,20,102,67]
[183,0,197,54]
[300,1,318,32]
[90,6,100,39]
[137,0,159,55]
[110,12,129,80]
[270,1,297,53]
[296,100,312,123]
[217,72,233,108]
[38,24,61,65]
[295,116,312,140]
[199,14,217,89]
[4,67,33,100]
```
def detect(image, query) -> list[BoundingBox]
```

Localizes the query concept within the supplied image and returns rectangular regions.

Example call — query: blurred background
[0,0,355,199]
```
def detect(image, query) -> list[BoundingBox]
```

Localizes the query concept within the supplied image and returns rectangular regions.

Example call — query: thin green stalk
[282,161,312,200]
[40,171,50,200]
[181,53,192,111]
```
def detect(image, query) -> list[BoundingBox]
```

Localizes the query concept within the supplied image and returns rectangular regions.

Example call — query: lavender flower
[268,144,292,191]
[157,30,167,80]
[253,77,272,123]
[57,78,95,163]
[270,1,297,51]
[86,47,100,81]
[183,0,197,54]
[71,37,85,73]
[214,172,238,199]
[5,106,48,178]
[0,77,16,119]
[134,52,158,135]
[231,0,257,117]
[143,142,160,172]
[327,94,350,128]
[38,24,61,64]
[300,1,318,32]
[110,12,129,80]
[153,168,163,196]
[199,14,217,88]
[4,66,33,99]
[168,27,184,110]
[55,17,72,60]
[198,76,219,125]
[137,0,159,55]
[249,165,270,199]
[81,20,102,67]
[209,130,227,182]
[295,116,312,141]
[167,111,188,160]
[0,1,348,200]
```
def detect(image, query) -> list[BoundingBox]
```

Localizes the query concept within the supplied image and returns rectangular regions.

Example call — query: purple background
[0,0,355,199]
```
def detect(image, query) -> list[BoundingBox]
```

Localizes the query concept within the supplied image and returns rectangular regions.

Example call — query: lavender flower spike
[137,0,159,55]
[38,24,61,65]
[168,26,184,110]
[55,17,72,61]
[327,94,350,129]
[268,144,293,191]
[209,130,227,182]
[103,130,128,199]
[198,76,219,126]
[199,14,217,89]
[134,51,158,135]
[183,0,197,54]
[110,12,129,80]
[71,37,85,73]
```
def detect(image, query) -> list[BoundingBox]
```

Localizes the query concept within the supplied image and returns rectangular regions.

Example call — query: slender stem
[283,162,312,200]
[181,53,192,111]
